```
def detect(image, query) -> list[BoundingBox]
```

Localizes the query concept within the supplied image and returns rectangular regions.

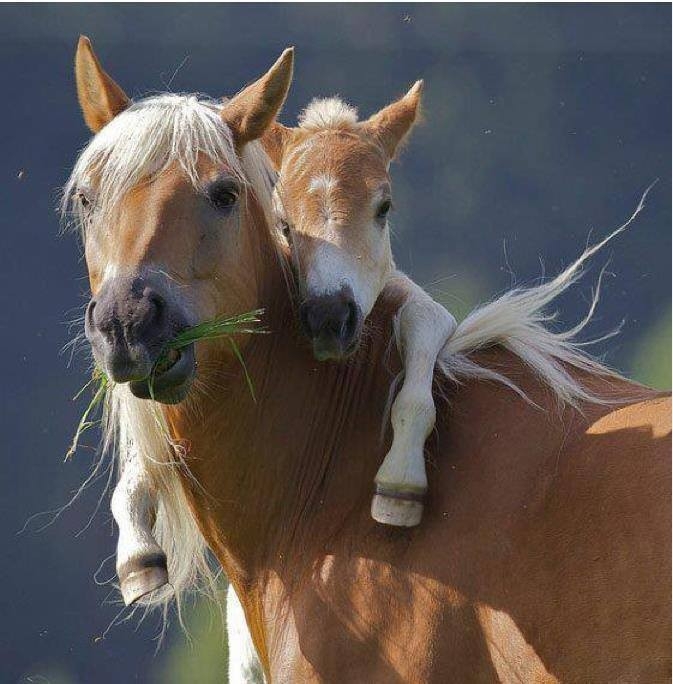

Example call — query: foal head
[66,37,292,403]
[266,84,422,360]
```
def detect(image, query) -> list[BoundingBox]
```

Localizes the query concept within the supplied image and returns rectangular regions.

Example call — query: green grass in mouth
[65,309,266,461]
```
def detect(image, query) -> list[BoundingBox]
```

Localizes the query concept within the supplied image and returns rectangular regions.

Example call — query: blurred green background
[2,4,669,683]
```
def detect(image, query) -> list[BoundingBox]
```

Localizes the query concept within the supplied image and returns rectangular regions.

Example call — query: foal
[265,88,456,527]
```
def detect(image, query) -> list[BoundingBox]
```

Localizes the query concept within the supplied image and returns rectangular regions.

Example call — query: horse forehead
[285,131,387,189]
[120,166,200,218]
[118,157,229,216]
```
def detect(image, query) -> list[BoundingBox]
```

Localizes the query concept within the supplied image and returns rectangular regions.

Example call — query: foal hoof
[371,487,425,527]
[118,553,169,606]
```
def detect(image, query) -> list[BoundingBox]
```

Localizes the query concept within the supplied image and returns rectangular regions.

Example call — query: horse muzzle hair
[85,272,196,403]
[299,286,363,361]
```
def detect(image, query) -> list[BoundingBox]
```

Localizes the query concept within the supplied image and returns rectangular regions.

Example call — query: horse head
[264,82,423,360]
[68,37,293,403]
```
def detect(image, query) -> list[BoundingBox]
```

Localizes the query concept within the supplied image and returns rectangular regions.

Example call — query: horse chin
[129,345,196,404]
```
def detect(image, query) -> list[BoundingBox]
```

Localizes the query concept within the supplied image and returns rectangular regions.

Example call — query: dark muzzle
[299,287,362,361]
[85,273,195,403]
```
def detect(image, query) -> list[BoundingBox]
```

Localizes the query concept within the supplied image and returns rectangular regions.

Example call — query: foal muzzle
[299,287,362,361]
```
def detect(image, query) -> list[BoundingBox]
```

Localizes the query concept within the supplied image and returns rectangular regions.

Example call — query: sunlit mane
[62,93,275,233]
[298,96,359,131]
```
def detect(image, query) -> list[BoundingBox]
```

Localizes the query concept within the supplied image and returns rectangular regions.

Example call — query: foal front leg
[111,450,169,605]
[372,274,456,527]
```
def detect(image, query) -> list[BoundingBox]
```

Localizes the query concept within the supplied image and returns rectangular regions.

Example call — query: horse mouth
[129,344,196,404]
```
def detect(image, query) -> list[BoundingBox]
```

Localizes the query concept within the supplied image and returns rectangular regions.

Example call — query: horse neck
[167,214,405,586]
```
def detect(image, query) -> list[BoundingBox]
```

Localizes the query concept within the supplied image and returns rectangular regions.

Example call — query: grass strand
[66,309,265,460]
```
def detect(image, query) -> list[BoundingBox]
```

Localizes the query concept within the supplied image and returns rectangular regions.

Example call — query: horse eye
[208,181,239,211]
[376,199,392,221]
[77,190,92,209]
[280,219,291,238]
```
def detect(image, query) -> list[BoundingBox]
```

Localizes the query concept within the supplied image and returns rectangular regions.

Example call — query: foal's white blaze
[304,234,390,318]
[308,173,337,194]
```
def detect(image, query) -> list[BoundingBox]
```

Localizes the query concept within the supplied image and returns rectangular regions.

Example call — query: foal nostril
[342,300,358,339]
[300,295,359,342]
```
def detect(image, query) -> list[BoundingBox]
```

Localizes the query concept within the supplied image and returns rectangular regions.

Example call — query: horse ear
[75,35,131,133]
[222,48,294,148]
[364,80,423,160]
[261,122,294,169]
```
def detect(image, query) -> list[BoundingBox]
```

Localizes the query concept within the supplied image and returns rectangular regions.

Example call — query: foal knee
[391,388,436,441]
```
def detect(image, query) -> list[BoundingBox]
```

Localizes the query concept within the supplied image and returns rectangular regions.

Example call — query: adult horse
[67,40,670,682]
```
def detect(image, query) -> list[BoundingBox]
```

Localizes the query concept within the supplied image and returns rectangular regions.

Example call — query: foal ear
[75,36,131,133]
[222,48,294,148]
[364,80,424,160]
[261,122,294,169]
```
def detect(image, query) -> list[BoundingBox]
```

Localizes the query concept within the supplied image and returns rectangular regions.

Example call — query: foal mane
[297,96,359,131]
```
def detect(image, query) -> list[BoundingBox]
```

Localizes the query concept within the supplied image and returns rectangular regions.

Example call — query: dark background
[1,4,670,683]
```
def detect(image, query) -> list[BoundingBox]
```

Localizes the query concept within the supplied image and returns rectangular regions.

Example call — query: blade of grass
[65,371,108,461]
[229,337,256,403]
[66,309,265,460]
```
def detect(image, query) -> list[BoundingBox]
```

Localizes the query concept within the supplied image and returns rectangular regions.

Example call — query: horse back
[271,357,671,683]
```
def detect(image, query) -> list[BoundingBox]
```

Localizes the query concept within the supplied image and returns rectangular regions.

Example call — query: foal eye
[208,180,240,211]
[376,199,392,221]
[279,219,291,238]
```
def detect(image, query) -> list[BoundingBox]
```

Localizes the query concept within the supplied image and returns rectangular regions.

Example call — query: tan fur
[75,36,131,133]
[222,48,294,149]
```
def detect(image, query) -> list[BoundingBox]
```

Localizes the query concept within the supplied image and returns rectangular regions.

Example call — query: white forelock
[298,96,359,131]
[62,93,274,234]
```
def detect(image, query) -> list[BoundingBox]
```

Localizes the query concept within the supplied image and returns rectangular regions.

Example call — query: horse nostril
[144,288,165,326]
[86,299,97,331]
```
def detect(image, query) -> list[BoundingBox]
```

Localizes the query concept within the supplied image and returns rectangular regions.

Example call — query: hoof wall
[118,554,169,606]
[371,493,423,527]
